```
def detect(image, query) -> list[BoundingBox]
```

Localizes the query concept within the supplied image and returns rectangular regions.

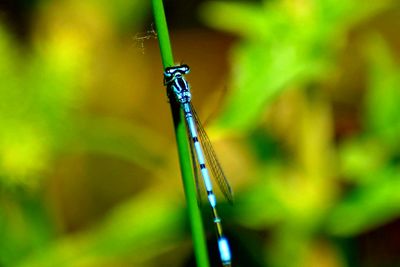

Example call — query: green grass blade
[151,1,211,267]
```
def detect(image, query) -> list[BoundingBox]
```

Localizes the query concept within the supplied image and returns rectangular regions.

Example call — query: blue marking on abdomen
[218,237,231,265]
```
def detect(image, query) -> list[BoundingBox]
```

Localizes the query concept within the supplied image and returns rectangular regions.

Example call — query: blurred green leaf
[364,35,400,147]
[17,189,185,267]
[72,116,167,170]
[339,138,388,184]
[0,23,84,186]
[0,191,53,267]
[200,0,393,134]
[327,165,400,236]
[93,0,150,32]
[332,33,400,237]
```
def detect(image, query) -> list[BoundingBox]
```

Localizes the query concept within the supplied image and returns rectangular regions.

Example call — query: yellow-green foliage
[0,1,399,267]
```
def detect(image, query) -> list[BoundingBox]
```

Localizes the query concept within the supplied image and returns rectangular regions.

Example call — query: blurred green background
[1,0,400,266]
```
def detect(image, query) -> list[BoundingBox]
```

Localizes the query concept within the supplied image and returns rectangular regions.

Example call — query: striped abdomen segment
[183,103,232,266]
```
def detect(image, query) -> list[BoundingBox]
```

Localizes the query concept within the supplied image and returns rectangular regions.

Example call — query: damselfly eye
[181,64,190,73]
[165,68,173,76]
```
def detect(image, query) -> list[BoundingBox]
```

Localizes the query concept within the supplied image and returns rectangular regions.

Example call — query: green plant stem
[151,1,211,267]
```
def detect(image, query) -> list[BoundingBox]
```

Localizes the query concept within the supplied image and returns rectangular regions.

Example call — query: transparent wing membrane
[190,103,234,204]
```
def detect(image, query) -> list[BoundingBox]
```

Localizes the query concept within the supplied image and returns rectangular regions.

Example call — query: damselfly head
[164,64,190,78]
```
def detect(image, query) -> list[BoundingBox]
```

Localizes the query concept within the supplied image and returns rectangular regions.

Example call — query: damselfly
[164,64,233,266]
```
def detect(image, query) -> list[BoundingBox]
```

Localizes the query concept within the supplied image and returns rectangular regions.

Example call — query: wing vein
[190,103,234,204]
